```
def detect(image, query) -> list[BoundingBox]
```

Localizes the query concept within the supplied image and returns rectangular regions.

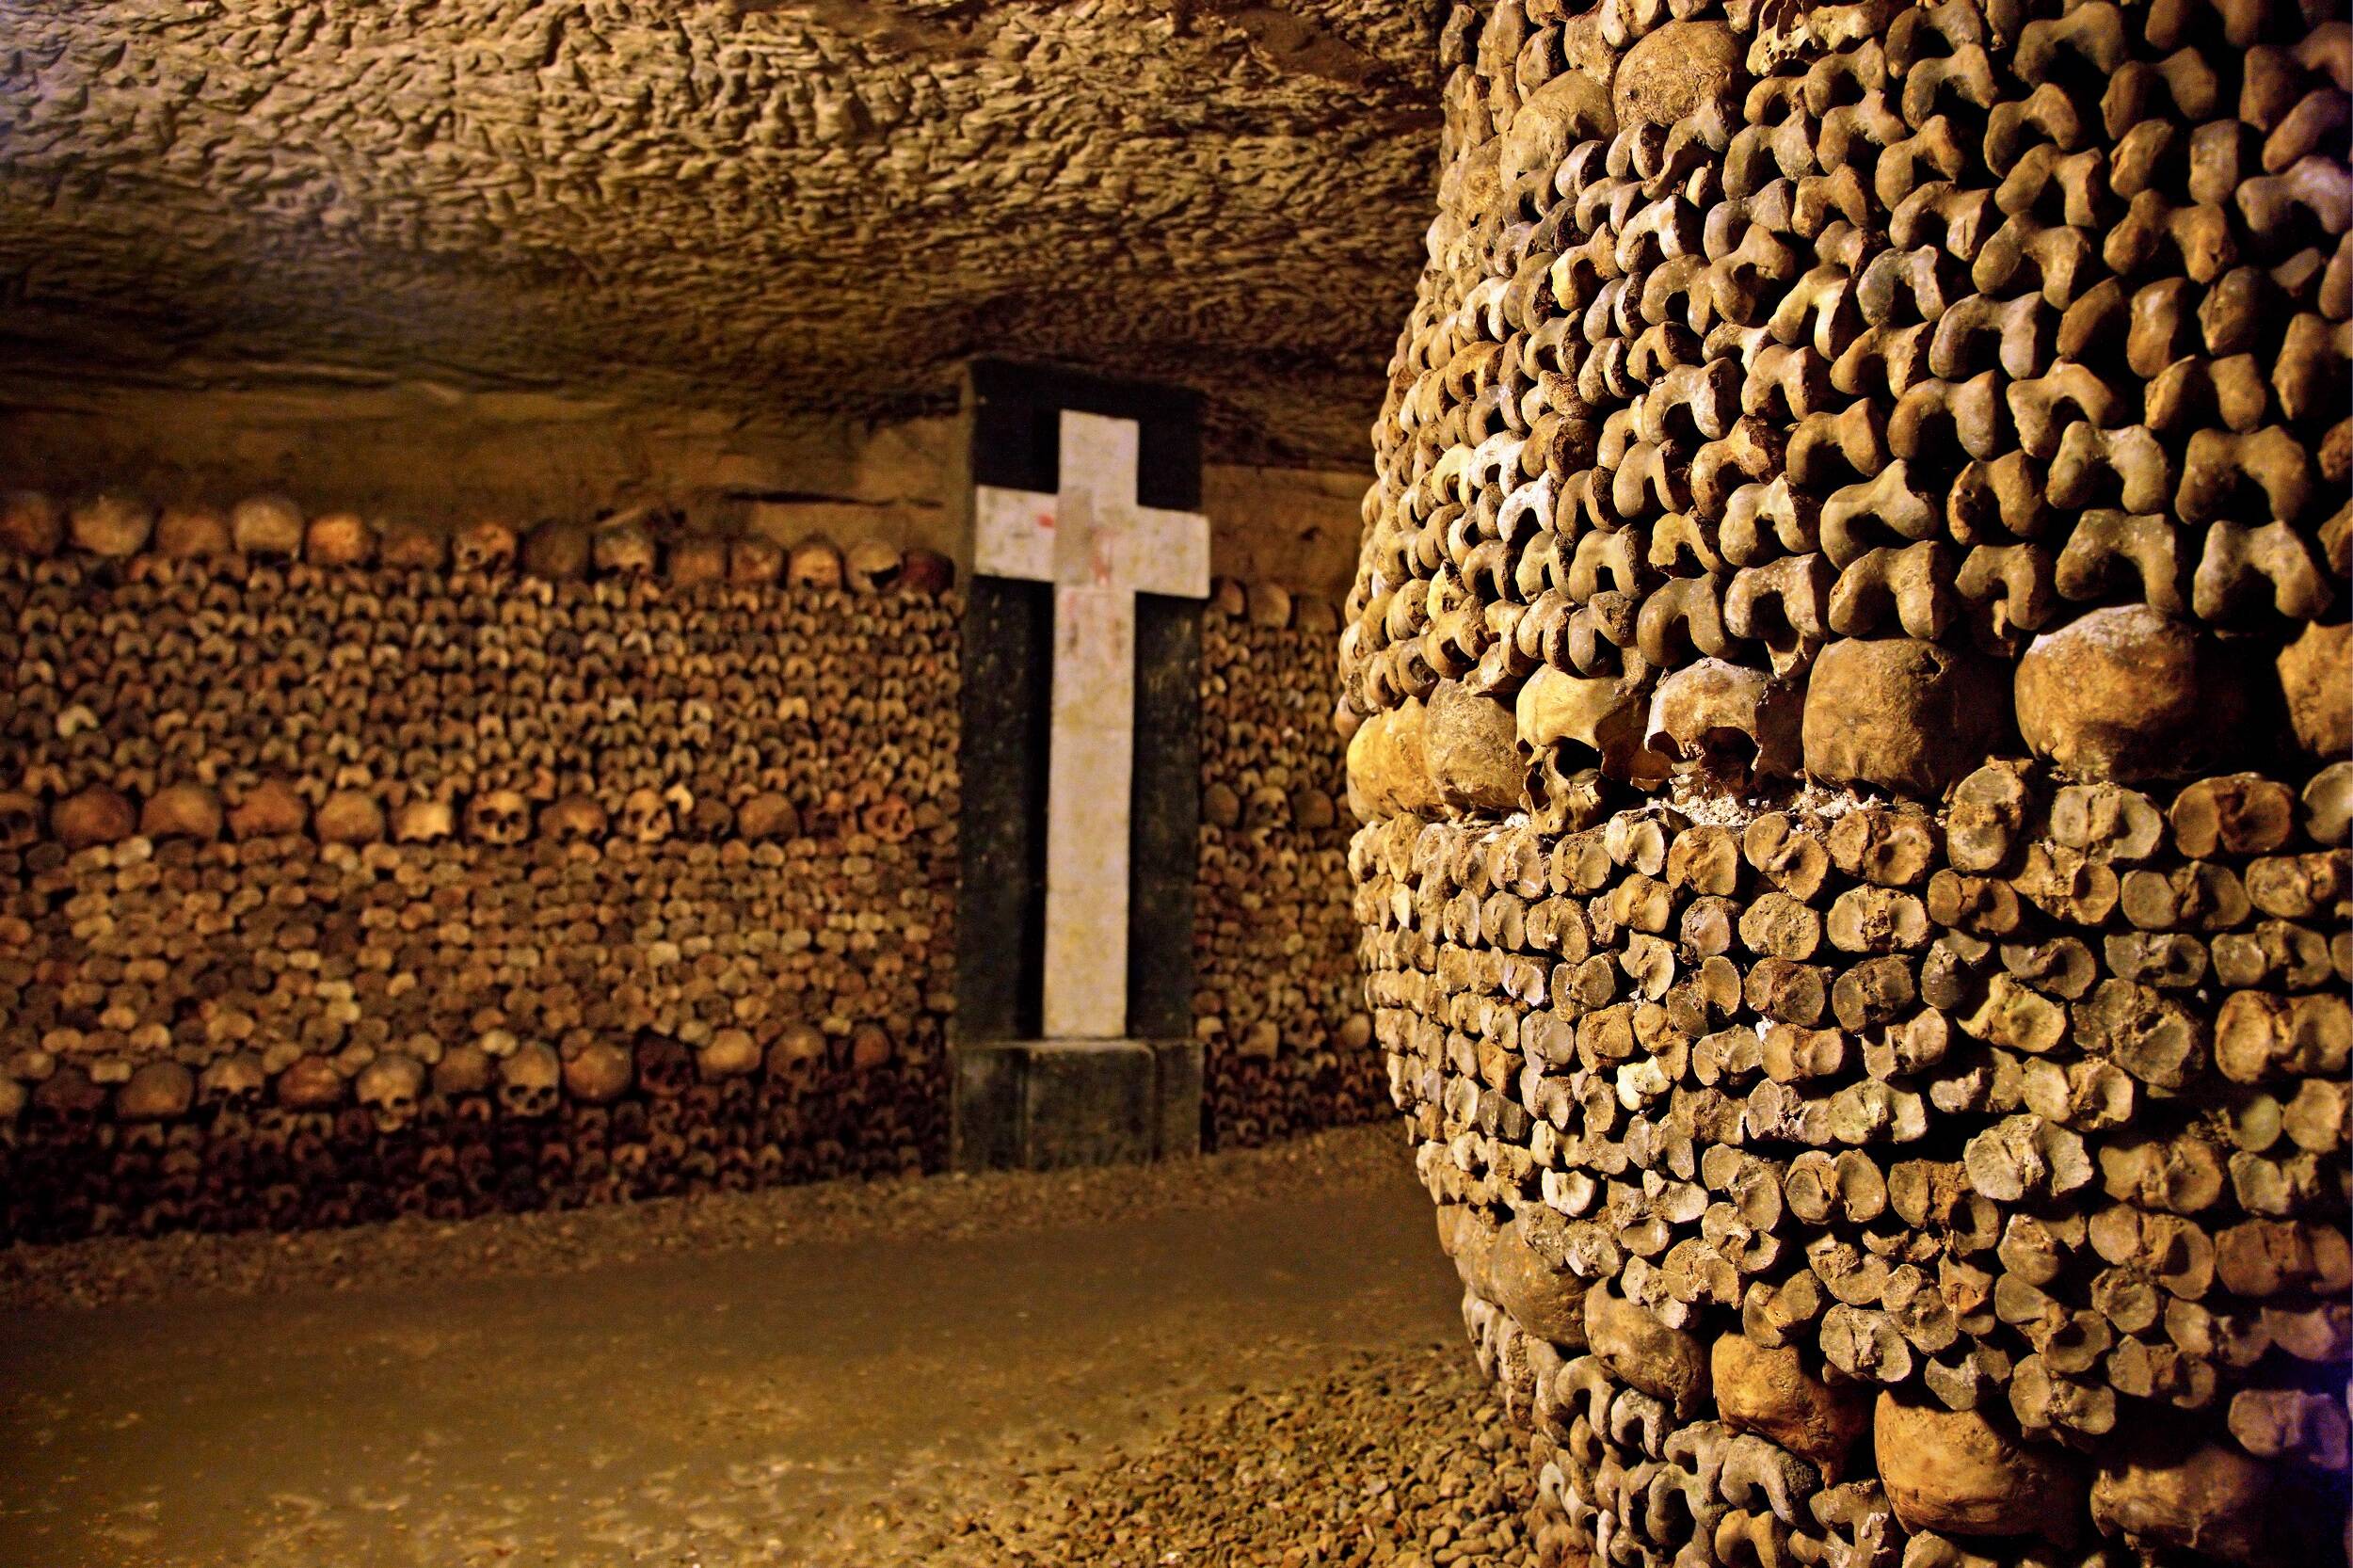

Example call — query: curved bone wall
[1343,1,2350,1562]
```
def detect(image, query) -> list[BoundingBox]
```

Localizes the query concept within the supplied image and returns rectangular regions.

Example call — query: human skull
[635,1036,695,1096]
[69,492,155,556]
[1525,753,1616,837]
[117,1061,195,1121]
[306,512,376,568]
[0,791,43,850]
[766,1023,826,1080]
[0,490,61,558]
[227,778,311,840]
[392,796,456,843]
[787,538,843,590]
[737,792,800,840]
[850,1023,893,1070]
[200,1052,269,1106]
[378,520,448,571]
[33,1066,106,1135]
[278,1053,345,1110]
[1243,784,1291,830]
[900,549,955,595]
[52,784,136,850]
[541,793,608,843]
[1246,581,1294,628]
[465,788,532,845]
[1643,659,1804,783]
[357,1053,428,1132]
[843,539,904,594]
[140,783,225,840]
[155,505,234,558]
[1517,667,1668,785]
[314,789,387,845]
[561,1039,633,1103]
[698,1028,762,1080]
[668,536,728,586]
[618,787,673,843]
[453,520,519,574]
[497,1042,562,1117]
[522,520,591,580]
[729,537,784,586]
[231,493,306,558]
[593,519,658,576]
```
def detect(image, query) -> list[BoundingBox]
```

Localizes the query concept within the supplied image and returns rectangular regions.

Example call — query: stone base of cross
[972,409,1209,1039]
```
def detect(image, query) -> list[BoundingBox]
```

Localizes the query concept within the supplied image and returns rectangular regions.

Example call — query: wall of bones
[0,489,1370,1242]
[1343,0,2350,1564]
[1200,579,1389,1146]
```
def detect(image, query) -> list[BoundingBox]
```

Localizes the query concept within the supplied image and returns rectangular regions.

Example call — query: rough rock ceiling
[0,0,1446,467]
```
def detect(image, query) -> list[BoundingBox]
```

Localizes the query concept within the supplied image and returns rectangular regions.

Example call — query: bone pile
[1341,0,2351,1562]
[1197,578,1386,1145]
[0,493,957,1240]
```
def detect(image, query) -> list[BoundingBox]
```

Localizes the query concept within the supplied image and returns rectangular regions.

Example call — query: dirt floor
[0,1125,1543,1568]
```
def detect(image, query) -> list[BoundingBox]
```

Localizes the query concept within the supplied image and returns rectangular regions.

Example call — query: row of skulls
[0,488,952,594]
[0,777,808,852]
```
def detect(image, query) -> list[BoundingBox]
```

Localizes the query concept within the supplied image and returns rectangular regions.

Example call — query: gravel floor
[0,1121,1410,1313]
[827,1344,1544,1568]
[1,1121,1547,1568]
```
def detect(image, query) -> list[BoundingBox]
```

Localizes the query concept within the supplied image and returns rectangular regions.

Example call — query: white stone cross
[973,411,1210,1040]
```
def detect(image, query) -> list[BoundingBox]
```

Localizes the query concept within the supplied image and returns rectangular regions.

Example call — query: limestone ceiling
[0,0,1445,469]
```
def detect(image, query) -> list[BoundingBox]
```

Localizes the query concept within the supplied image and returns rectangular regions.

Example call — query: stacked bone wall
[1196,580,1385,1147]
[0,505,961,1240]
[0,488,1379,1240]
[1344,0,2351,1563]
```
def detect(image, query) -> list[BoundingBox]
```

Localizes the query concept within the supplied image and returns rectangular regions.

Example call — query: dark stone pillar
[952,575,1051,1045]
[948,361,1208,1172]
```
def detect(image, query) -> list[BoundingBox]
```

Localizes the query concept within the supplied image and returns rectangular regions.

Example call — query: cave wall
[1342,0,2352,1561]
[0,0,1443,468]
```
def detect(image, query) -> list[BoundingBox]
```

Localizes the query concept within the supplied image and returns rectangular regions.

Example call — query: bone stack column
[1338,2,2352,1564]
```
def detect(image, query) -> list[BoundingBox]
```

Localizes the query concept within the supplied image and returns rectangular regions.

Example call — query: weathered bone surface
[1347,1,2352,1563]
[0,497,1369,1237]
